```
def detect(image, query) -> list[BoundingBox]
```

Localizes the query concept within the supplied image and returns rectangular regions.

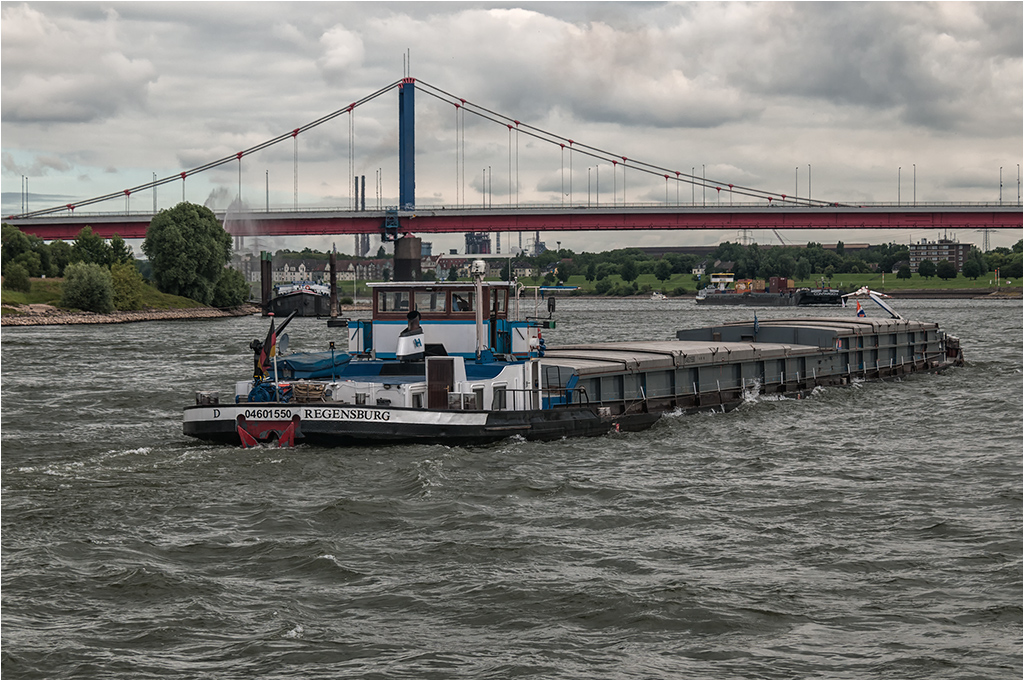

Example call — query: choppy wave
[2,301,1021,679]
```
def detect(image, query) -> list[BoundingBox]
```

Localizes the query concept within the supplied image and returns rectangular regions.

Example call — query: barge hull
[183,318,961,447]
[183,404,631,447]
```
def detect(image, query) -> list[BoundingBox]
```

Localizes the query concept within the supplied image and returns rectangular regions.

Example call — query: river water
[2,299,1021,679]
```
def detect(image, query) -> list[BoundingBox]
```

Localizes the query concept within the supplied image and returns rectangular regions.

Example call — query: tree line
[532,239,1022,286]
[2,203,248,313]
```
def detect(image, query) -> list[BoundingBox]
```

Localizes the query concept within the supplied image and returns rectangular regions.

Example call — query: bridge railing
[7,200,1022,221]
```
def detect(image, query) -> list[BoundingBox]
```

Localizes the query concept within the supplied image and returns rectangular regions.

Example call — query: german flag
[260,311,297,373]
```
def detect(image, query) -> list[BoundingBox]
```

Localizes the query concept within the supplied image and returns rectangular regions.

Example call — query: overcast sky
[2,1,1021,255]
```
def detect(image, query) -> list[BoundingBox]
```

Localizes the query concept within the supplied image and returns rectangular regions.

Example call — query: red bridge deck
[7,204,1021,241]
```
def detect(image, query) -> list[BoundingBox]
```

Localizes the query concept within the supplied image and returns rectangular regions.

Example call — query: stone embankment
[2,303,261,326]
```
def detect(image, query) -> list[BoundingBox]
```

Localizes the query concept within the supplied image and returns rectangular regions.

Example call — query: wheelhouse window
[377,290,410,313]
[450,291,475,313]
[415,291,447,314]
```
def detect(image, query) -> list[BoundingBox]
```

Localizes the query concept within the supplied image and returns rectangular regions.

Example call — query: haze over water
[2,299,1021,679]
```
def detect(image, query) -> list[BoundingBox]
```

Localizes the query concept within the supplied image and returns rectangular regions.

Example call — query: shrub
[61,262,114,313]
[211,267,249,308]
[2,262,32,293]
[111,261,145,311]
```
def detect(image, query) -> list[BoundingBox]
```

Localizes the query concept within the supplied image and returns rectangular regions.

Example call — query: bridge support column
[399,78,416,210]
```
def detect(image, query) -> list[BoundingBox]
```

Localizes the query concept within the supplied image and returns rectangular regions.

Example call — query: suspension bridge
[7,77,1021,244]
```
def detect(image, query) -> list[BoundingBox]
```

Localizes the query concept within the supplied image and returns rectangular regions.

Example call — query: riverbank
[881,288,1021,299]
[1,303,262,326]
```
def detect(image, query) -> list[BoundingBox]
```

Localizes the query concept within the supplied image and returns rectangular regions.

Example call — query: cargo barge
[183,263,963,447]
[696,272,842,306]
[266,283,332,317]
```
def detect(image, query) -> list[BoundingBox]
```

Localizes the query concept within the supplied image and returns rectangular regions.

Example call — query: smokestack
[329,251,338,318]
[394,236,422,281]
[260,251,272,313]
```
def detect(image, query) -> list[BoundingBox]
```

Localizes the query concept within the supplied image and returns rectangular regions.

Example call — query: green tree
[777,254,797,279]
[110,261,145,311]
[795,257,812,281]
[620,259,638,283]
[654,259,672,285]
[1,225,51,278]
[1,224,32,267]
[964,247,987,278]
[595,262,617,281]
[823,265,835,281]
[2,261,32,292]
[585,262,597,282]
[109,234,134,265]
[935,259,957,280]
[14,250,43,277]
[142,202,232,304]
[211,267,249,308]
[73,226,113,266]
[49,239,73,276]
[896,265,912,280]
[447,266,458,281]
[376,246,386,259]
[61,262,114,313]
[917,259,936,278]
[961,259,982,280]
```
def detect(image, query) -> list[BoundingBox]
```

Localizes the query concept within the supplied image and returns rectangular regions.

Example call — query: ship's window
[378,290,410,313]
[415,291,447,314]
[491,288,507,315]
[412,393,423,409]
[451,291,475,312]
[493,385,507,410]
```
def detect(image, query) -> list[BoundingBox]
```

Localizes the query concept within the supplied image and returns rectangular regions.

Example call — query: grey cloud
[1,5,157,124]
[717,2,1022,133]
[1,151,73,175]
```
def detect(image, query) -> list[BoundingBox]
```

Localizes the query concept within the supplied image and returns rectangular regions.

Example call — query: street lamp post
[913,164,916,205]
[898,167,901,206]
[999,166,1003,204]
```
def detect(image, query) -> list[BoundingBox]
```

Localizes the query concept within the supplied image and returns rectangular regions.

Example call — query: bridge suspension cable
[13,80,405,219]
[415,79,842,208]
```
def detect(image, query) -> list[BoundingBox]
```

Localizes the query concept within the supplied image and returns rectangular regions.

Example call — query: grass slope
[1,278,207,315]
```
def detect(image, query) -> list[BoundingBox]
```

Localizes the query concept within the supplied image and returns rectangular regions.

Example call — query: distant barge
[696,289,843,306]
[184,264,963,447]
[696,272,843,306]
